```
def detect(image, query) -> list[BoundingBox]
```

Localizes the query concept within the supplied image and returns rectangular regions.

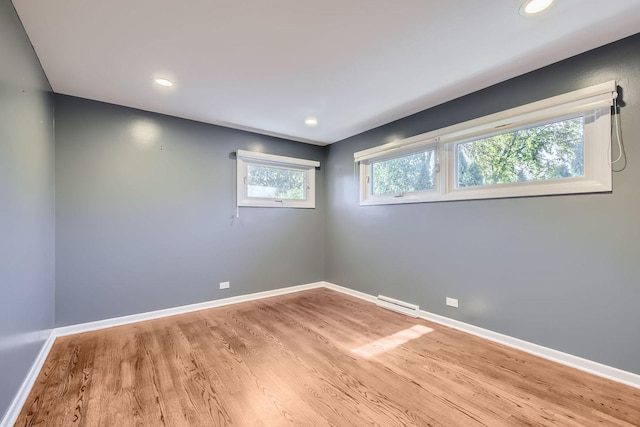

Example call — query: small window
[355,81,616,205]
[247,164,307,200]
[237,150,319,208]
[372,149,436,196]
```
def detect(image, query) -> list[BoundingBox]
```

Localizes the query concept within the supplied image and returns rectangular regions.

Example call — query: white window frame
[237,150,319,209]
[355,81,617,206]
[362,142,442,205]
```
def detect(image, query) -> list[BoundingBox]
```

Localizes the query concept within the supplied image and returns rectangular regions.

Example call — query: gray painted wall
[55,96,325,326]
[2,5,638,421]
[0,0,55,422]
[325,34,640,375]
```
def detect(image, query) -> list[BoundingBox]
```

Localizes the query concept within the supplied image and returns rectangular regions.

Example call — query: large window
[237,150,319,208]
[355,81,616,205]
[455,115,585,188]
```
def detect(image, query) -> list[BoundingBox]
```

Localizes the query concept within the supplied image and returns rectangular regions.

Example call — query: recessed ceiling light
[154,78,173,87]
[520,0,553,15]
[305,117,318,127]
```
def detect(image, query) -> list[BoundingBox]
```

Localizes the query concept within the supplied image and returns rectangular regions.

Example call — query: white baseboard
[324,282,640,390]
[322,281,377,303]
[417,308,640,389]
[55,281,326,337]
[2,282,327,426]
[4,279,638,427]
[1,331,56,427]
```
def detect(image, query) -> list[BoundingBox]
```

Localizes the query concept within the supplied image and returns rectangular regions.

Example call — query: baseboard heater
[376,295,420,318]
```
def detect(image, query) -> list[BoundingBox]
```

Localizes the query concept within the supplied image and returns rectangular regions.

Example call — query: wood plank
[15,288,640,426]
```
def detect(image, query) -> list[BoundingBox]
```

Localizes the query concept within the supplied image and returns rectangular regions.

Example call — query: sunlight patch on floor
[351,324,433,358]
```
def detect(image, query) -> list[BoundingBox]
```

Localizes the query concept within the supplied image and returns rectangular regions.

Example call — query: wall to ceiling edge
[2,5,639,424]
[0,0,55,422]
[325,32,640,375]
[54,95,326,327]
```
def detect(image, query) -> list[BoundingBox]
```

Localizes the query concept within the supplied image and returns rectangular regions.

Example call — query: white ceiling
[12,0,640,145]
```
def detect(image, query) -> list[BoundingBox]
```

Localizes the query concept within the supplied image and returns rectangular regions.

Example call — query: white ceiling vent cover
[376,295,419,318]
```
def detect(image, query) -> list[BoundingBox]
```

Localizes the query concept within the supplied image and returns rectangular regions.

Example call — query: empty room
[2,0,640,425]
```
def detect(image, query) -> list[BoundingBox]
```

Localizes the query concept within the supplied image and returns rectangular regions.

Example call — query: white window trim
[237,150,319,209]
[359,143,442,205]
[355,81,617,206]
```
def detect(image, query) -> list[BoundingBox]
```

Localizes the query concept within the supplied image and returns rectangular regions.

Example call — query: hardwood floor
[16,288,640,426]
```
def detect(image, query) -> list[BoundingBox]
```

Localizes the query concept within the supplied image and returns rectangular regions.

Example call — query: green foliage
[458,154,483,188]
[247,165,305,199]
[369,117,585,196]
[457,117,584,188]
[372,150,435,196]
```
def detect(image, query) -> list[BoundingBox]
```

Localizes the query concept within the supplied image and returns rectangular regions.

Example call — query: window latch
[435,163,441,173]
[394,193,404,198]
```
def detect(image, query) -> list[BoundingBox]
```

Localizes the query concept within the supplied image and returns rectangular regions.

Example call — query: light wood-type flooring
[16,288,640,426]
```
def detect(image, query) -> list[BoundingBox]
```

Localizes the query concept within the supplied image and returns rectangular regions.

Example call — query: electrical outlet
[446,297,458,308]
[220,281,230,290]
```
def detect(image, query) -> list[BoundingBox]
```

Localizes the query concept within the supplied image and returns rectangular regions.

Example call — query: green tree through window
[247,165,306,199]
[372,150,435,196]
[457,116,584,188]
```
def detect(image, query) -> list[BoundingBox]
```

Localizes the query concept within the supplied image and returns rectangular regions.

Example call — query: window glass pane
[457,116,584,188]
[372,150,436,196]
[247,165,306,200]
